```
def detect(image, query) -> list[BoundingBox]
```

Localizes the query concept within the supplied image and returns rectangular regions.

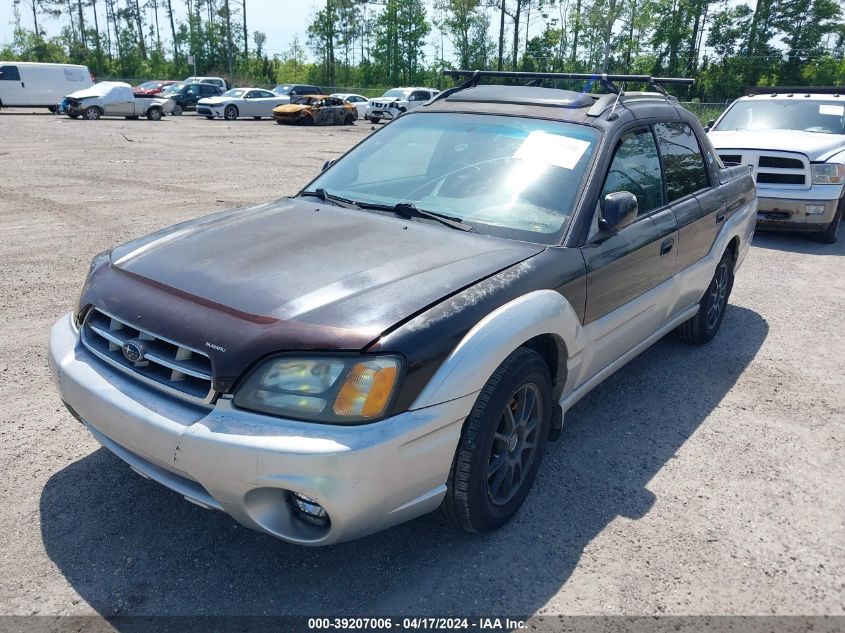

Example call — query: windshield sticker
[514,131,591,169]
[819,104,844,116]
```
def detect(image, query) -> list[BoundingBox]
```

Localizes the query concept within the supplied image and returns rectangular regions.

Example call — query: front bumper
[755,194,841,231]
[49,313,475,545]
[196,105,222,117]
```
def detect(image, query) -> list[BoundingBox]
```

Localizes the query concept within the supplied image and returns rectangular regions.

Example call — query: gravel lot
[0,109,843,619]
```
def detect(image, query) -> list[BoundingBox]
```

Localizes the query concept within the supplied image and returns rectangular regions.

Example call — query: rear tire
[84,107,101,120]
[437,347,552,534]
[253,116,261,120]
[368,117,380,124]
[47,105,57,113]
[302,115,314,126]
[344,114,355,126]
[675,249,735,345]
[812,199,842,244]
[205,115,215,120]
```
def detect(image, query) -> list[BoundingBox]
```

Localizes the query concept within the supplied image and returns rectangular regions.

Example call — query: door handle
[716,211,727,224]
[660,238,674,256]
[21,81,25,88]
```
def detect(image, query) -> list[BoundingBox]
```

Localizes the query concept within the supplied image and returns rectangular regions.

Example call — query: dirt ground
[0,109,842,619]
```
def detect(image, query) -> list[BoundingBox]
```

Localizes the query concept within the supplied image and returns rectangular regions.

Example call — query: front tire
[344,114,355,126]
[368,117,380,124]
[171,103,183,116]
[675,249,735,345]
[84,107,101,120]
[438,347,552,534]
[146,107,162,121]
[812,199,842,244]
[224,105,239,120]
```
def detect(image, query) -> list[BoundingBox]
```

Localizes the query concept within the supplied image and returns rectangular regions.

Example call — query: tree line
[3,0,844,99]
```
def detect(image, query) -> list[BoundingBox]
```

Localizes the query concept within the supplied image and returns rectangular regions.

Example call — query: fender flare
[410,289,585,410]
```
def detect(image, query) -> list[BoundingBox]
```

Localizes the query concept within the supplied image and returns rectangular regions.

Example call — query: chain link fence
[678,101,732,125]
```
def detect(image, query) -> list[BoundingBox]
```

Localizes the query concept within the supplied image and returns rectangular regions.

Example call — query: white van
[0,61,93,111]
[183,76,228,90]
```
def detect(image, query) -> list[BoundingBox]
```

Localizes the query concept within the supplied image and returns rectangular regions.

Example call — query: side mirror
[704,119,716,132]
[321,159,336,172]
[600,191,638,231]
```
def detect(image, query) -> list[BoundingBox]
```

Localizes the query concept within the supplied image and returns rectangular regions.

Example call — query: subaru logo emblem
[122,340,144,363]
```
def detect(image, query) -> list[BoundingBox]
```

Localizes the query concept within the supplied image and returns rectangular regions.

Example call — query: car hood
[273,104,308,114]
[90,198,542,390]
[709,129,845,162]
[197,96,228,105]
[372,96,401,105]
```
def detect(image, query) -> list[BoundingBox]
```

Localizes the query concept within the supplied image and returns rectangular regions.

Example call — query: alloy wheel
[706,261,729,329]
[487,383,542,506]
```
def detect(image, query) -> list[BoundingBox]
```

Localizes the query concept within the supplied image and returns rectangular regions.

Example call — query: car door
[653,121,720,277]
[407,90,431,110]
[0,65,26,106]
[184,84,202,108]
[252,90,279,117]
[579,126,679,379]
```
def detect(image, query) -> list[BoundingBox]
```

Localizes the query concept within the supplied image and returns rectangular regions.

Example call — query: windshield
[161,83,184,94]
[715,100,845,134]
[302,112,598,244]
[381,89,409,99]
[273,85,293,95]
[293,96,318,105]
[223,89,247,98]
[137,81,159,90]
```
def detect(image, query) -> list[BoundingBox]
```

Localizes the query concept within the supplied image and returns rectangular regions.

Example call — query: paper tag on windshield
[514,131,591,169]
[819,104,844,116]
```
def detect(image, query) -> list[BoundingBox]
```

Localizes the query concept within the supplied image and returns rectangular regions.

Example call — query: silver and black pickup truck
[49,71,756,546]
[62,81,174,121]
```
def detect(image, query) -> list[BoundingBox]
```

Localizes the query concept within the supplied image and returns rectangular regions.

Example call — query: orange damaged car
[272,95,357,126]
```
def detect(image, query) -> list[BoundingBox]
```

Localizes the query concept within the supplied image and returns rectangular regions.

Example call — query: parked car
[133,80,178,97]
[0,61,92,112]
[61,82,173,120]
[271,83,322,103]
[708,86,845,243]
[272,95,356,126]
[196,87,288,120]
[162,82,224,115]
[183,76,228,91]
[330,93,370,119]
[365,87,439,123]
[49,71,756,546]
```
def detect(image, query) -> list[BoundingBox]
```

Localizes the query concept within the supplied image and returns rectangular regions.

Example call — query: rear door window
[0,65,20,81]
[653,122,709,202]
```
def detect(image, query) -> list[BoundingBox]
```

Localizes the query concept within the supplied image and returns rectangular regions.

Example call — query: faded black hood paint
[85,198,543,391]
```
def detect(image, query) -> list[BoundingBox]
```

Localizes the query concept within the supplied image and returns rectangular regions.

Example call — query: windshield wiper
[300,188,360,209]
[356,201,475,232]
[393,202,475,232]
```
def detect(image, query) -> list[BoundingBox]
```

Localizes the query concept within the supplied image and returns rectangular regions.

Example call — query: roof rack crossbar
[443,70,694,94]
[745,85,844,96]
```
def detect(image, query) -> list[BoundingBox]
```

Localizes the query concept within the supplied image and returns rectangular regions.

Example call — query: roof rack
[442,70,694,95]
[745,85,844,96]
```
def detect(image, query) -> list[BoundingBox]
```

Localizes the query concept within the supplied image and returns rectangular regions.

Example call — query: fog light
[806,204,826,215]
[290,492,329,527]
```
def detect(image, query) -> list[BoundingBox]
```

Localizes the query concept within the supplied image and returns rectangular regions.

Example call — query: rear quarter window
[654,122,709,201]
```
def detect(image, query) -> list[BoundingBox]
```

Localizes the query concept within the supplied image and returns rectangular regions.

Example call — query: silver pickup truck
[62,81,174,121]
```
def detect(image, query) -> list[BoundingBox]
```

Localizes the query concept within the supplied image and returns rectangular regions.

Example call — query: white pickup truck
[62,81,174,121]
[708,87,845,243]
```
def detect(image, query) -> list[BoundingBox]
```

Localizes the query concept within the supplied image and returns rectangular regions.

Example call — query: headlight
[233,356,402,423]
[811,163,845,185]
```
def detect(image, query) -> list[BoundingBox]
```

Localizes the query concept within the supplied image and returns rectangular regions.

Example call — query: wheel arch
[409,290,580,411]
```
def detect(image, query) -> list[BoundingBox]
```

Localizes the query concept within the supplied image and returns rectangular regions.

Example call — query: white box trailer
[0,61,93,110]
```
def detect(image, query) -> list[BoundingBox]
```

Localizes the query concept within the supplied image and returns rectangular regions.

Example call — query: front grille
[716,149,809,189]
[758,156,803,169]
[81,308,214,402]
[756,173,806,185]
